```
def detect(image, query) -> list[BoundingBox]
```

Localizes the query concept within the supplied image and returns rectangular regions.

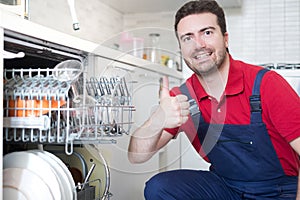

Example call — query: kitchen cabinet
[0,8,183,200]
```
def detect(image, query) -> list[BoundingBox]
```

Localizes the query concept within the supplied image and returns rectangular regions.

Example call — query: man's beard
[184,49,227,76]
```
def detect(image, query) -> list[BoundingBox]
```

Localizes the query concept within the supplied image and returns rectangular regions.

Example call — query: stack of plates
[3,150,76,200]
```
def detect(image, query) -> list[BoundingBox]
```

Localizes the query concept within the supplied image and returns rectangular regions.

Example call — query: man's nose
[194,36,206,48]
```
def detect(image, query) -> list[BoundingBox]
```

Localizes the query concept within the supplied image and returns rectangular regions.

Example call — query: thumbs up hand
[157,76,190,129]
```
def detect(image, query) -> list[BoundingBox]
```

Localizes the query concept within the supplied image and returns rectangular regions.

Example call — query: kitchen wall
[28,0,124,44]
[227,0,300,64]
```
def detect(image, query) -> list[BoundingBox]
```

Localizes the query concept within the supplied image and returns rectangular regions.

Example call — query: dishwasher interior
[2,29,134,200]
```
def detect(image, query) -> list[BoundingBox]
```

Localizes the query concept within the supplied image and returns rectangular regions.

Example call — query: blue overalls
[144,69,298,200]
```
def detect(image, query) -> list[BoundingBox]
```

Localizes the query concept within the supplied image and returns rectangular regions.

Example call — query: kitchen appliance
[261,63,300,96]
[2,28,135,200]
[3,29,135,154]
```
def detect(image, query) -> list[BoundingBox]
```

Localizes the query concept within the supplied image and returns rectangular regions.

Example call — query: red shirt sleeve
[261,71,300,142]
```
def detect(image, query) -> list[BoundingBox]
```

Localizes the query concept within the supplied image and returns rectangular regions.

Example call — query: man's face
[177,13,229,76]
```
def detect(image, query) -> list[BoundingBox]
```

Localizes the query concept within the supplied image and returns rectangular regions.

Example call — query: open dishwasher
[2,29,135,200]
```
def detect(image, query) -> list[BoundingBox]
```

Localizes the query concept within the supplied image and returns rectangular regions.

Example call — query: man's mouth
[193,52,212,60]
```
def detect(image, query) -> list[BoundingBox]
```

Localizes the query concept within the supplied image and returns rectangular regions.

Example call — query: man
[128,0,300,199]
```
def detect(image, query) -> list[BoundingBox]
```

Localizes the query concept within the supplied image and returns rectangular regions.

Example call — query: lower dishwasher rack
[3,68,135,155]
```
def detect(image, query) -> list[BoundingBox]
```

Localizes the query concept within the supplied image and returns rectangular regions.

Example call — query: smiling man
[128,1,300,199]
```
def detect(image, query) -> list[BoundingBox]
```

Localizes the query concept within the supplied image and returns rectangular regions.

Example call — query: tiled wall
[227,0,300,64]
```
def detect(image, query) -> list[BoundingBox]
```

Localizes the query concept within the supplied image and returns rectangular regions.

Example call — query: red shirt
[167,55,300,176]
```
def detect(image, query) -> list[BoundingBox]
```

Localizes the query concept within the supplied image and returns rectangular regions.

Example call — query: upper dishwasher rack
[3,68,135,155]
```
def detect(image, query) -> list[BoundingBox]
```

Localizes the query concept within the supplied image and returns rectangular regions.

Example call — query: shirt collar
[190,54,244,101]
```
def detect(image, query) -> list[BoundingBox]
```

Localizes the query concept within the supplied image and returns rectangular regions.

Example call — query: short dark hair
[174,0,227,36]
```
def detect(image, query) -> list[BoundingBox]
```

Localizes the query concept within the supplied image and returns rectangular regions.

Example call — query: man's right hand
[128,76,189,163]
[156,76,190,129]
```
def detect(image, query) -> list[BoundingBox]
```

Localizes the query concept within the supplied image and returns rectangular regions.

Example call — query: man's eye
[204,30,212,36]
[182,36,191,42]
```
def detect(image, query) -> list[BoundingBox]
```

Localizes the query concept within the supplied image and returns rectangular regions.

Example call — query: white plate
[42,151,77,200]
[3,186,27,200]
[30,150,75,200]
[3,168,53,200]
[3,151,61,200]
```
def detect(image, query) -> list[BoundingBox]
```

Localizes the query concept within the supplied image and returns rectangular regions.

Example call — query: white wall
[227,0,300,64]
[28,0,124,44]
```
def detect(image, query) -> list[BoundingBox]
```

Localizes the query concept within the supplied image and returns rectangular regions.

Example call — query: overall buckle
[249,95,262,112]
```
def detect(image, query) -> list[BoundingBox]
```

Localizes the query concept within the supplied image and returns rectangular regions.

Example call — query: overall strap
[249,68,269,123]
[179,82,201,131]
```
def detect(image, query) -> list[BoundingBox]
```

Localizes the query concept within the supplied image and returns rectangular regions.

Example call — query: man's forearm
[128,110,165,163]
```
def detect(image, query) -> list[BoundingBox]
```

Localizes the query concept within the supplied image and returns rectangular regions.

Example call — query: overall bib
[144,69,297,200]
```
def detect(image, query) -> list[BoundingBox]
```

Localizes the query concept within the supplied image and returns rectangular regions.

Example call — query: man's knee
[144,172,173,200]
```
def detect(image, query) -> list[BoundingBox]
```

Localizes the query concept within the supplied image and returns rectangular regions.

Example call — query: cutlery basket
[77,186,96,200]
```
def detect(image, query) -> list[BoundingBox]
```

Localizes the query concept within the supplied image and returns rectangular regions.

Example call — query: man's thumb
[160,76,170,99]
